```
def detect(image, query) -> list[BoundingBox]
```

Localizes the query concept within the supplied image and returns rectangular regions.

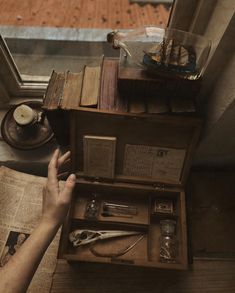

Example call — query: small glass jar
[84,193,100,220]
[159,220,177,263]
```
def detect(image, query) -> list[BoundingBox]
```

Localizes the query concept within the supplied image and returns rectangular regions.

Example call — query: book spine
[99,58,128,112]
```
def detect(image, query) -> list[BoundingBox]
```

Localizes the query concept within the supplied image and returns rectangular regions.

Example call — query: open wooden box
[58,108,201,270]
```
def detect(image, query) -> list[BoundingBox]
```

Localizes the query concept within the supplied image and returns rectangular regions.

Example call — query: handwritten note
[123,144,186,181]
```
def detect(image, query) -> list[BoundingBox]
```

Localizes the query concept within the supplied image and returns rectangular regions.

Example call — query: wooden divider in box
[58,108,201,270]
[59,181,188,269]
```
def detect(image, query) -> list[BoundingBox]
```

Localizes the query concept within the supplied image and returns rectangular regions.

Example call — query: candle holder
[1,101,54,150]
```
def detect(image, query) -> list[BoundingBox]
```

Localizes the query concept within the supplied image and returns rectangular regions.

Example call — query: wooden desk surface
[51,259,235,293]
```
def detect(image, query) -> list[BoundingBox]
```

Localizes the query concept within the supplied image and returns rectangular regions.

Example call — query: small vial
[84,193,100,220]
[159,220,177,263]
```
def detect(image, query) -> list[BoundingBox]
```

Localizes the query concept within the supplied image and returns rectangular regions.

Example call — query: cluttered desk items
[40,26,207,270]
[107,26,211,80]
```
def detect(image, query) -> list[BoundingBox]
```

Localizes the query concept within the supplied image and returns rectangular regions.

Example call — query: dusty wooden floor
[0,0,171,29]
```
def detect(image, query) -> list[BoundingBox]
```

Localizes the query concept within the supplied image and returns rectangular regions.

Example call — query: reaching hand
[42,149,76,228]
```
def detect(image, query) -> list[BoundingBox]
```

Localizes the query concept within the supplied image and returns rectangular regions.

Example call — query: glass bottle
[84,193,100,220]
[159,219,177,263]
[107,26,211,80]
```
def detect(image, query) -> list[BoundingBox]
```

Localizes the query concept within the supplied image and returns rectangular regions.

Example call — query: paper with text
[0,166,61,293]
[123,144,186,182]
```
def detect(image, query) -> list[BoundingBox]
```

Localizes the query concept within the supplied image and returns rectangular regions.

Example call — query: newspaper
[0,166,61,293]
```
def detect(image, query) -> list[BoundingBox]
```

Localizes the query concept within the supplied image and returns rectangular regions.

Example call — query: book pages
[0,166,61,293]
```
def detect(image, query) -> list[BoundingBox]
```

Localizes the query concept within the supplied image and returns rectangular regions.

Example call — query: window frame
[0,35,47,99]
[0,0,230,103]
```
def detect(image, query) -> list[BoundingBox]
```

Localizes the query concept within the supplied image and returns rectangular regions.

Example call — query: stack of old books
[43,56,199,145]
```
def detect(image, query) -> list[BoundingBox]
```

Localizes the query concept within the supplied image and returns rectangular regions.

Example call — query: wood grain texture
[0,0,171,29]
[187,171,235,257]
[51,259,235,293]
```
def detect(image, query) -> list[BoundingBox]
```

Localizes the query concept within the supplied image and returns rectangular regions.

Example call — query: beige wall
[194,13,235,167]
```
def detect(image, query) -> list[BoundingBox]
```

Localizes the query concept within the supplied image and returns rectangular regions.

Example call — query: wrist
[39,217,61,233]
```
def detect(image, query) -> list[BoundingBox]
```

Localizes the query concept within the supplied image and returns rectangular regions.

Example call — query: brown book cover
[99,58,128,112]
[80,65,101,107]
[128,95,146,113]
[61,70,84,109]
[43,71,66,109]
[146,83,170,114]
[43,70,84,145]
[128,80,146,113]
[43,70,58,108]
[146,95,169,114]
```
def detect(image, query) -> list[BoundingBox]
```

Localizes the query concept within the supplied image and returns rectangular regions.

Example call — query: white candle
[13,105,36,126]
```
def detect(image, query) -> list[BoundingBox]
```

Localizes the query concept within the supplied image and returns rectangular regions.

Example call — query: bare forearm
[0,220,59,293]
[0,150,75,293]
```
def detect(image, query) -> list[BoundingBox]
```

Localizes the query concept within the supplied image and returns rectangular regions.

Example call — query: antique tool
[69,229,142,247]
[90,234,145,258]
[103,202,138,216]
[101,211,133,218]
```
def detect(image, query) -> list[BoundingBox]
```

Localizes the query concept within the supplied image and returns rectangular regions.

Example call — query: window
[0,0,234,103]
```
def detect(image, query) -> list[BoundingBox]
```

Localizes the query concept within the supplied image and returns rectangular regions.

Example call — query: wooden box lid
[70,108,201,187]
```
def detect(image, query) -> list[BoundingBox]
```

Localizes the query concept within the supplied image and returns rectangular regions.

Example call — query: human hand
[42,149,76,228]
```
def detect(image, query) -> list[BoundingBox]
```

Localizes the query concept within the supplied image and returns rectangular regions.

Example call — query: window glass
[1,1,172,78]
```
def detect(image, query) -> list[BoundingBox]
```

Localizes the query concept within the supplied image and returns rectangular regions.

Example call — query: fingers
[60,174,76,204]
[48,149,60,188]
[57,171,71,180]
[58,151,71,168]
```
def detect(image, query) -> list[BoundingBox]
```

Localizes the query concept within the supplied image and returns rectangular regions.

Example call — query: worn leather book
[43,58,104,145]
[99,58,128,112]
[43,70,84,110]
[128,93,146,113]
[43,71,66,110]
[80,65,101,107]
[43,70,84,145]
[62,71,84,109]
[118,62,201,114]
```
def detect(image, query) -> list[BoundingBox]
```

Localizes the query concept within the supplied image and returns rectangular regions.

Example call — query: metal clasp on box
[153,183,165,192]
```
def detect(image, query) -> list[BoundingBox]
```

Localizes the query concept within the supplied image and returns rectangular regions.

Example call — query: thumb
[61,174,76,204]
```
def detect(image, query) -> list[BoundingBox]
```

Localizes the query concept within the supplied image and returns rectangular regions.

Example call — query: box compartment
[58,109,200,269]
